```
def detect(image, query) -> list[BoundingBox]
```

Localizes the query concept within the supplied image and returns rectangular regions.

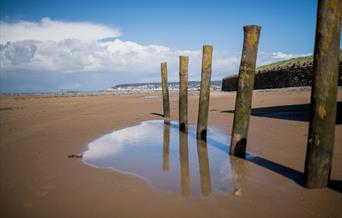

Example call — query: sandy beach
[0,88,341,218]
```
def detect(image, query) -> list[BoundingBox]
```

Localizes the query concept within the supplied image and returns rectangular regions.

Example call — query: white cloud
[0,39,245,83]
[0,38,304,91]
[0,17,121,43]
[0,18,307,92]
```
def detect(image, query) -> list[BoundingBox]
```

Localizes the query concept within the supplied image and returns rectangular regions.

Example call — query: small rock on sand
[68,154,83,158]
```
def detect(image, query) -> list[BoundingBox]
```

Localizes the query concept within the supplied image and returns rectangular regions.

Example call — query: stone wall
[222,61,342,91]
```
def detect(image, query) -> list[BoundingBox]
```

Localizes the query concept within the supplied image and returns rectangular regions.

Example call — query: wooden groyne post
[197,45,213,140]
[304,0,342,188]
[230,25,261,158]
[179,56,189,131]
[161,62,170,123]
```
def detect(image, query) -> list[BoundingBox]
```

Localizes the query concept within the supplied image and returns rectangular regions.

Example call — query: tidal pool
[83,120,237,196]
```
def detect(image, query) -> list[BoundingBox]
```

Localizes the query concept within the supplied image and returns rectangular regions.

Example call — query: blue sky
[1,0,317,53]
[0,0,329,92]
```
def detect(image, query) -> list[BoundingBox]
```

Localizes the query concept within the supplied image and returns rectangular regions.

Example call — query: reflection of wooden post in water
[179,131,190,195]
[161,62,170,124]
[230,156,247,196]
[197,45,213,140]
[162,124,170,171]
[196,140,212,195]
[179,56,189,132]
[304,0,342,188]
[230,25,261,158]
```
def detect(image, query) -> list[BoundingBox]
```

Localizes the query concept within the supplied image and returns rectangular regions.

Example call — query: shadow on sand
[206,135,342,193]
[247,155,342,193]
[221,102,342,124]
[151,112,165,117]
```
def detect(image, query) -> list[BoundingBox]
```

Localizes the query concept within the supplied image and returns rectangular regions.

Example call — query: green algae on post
[230,25,261,158]
[161,62,170,124]
[304,0,342,188]
[197,45,213,140]
[179,56,189,132]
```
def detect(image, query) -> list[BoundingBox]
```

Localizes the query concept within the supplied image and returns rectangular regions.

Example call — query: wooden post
[161,63,170,123]
[197,140,212,196]
[179,131,190,195]
[230,25,261,158]
[162,123,170,171]
[197,45,213,140]
[179,56,189,132]
[304,0,342,188]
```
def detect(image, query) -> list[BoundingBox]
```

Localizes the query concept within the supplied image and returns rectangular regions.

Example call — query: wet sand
[1,88,341,218]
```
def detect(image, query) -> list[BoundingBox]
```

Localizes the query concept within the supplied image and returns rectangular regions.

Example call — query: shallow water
[83,120,237,196]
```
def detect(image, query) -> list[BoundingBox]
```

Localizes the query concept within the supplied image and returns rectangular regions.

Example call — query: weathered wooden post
[179,56,189,131]
[161,63,170,123]
[179,131,190,195]
[197,45,213,140]
[197,140,212,195]
[162,123,170,171]
[230,25,261,158]
[304,0,342,188]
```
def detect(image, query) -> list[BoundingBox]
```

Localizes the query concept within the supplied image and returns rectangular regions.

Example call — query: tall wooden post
[179,131,190,195]
[197,140,212,196]
[197,45,213,140]
[179,56,189,131]
[304,0,342,188]
[230,25,261,158]
[161,63,170,123]
[162,123,170,171]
